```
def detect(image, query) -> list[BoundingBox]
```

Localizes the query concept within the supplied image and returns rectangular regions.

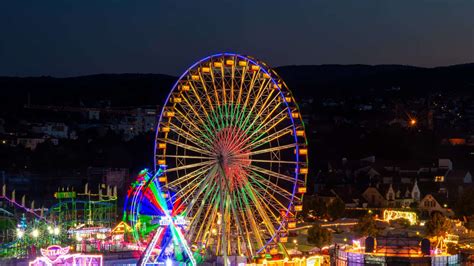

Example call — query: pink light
[29,252,103,266]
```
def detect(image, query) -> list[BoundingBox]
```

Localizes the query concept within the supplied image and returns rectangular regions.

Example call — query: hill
[1,63,473,110]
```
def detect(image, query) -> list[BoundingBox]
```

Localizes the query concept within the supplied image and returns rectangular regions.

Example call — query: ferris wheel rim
[153,52,307,254]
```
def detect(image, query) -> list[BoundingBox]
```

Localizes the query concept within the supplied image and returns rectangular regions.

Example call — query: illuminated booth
[29,245,103,266]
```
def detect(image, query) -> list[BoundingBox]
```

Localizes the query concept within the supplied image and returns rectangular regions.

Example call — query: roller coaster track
[0,195,45,221]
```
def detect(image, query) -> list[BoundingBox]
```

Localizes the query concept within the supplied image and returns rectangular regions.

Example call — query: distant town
[1,63,473,265]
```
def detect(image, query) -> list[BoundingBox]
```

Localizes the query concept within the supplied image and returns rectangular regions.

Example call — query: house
[362,186,388,207]
[445,170,472,184]
[17,135,58,150]
[419,193,454,217]
[31,122,71,139]
[330,187,365,208]
[362,182,420,208]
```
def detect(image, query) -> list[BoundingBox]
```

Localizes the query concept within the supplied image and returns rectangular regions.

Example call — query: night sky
[1,0,473,77]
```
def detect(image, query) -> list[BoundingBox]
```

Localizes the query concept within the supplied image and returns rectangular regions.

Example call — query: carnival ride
[124,53,309,264]
[0,184,118,258]
[123,168,197,265]
[46,184,117,229]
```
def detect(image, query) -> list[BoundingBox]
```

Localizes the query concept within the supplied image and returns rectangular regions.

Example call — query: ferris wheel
[154,53,308,258]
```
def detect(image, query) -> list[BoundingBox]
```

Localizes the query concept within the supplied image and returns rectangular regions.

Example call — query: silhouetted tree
[425,212,451,237]
[354,214,378,237]
[327,198,345,220]
[307,224,332,248]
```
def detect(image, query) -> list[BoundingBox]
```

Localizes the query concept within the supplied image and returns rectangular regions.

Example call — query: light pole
[293,239,298,251]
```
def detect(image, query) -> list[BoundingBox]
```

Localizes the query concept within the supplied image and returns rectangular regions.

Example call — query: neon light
[40,245,70,264]
[383,210,417,225]
[29,245,103,266]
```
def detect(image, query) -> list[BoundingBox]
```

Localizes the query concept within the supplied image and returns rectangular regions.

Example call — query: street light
[31,229,39,238]
[293,239,298,250]
[17,229,24,239]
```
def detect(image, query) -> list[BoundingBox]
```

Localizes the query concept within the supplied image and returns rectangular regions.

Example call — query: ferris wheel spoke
[173,176,214,220]
[189,183,219,242]
[214,63,226,106]
[168,122,212,150]
[246,159,297,164]
[250,178,291,215]
[239,87,279,135]
[238,77,270,133]
[187,81,220,134]
[242,183,278,241]
[226,190,249,256]
[240,103,286,146]
[244,125,293,151]
[233,190,256,257]
[166,163,214,190]
[245,164,296,188]
[165,159,216,173]
[158,138,214,157]
[181,166,218,215]
[247,171,295,202]
[244,107,288,144]
[195,74,226,131]
[247,182,285,222]
[231,65,250,128]
[189,79,221,133]
[208,67,221,107]
[207,72,228,131]
[172,108,214,146]
[195,74,216,113]
[179,93,216,138]
[238,187,265,249]
[239,143,296,157]
[165,154,214,160]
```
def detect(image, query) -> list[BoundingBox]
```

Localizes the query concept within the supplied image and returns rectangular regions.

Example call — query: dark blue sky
[1,0,473,77]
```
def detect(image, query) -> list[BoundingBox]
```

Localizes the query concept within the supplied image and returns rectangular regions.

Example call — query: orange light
[165,111,175,117]
[191,75,199,81]
[160,127,170,133]
[180,85,190,91]
[295,205,303,212]
[158,159,166,165]
[296,130,305,137]
[159,176,167,183]
[299,168,308,174]
[409,119,417,126]
[158,143,166,149]
[213,62,223,67]
[251,65,260,71]
[298,187,307,193]
[225,60,234,65]
[201,67,210,73]
[298,148,308,156]
[288,222,296,229]
[238,61,247,67]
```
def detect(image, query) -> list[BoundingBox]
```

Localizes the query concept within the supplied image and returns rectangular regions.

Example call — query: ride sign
[40,245,70,263]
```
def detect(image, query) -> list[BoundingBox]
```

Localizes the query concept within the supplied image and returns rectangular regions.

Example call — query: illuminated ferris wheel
[155,53,308,258]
